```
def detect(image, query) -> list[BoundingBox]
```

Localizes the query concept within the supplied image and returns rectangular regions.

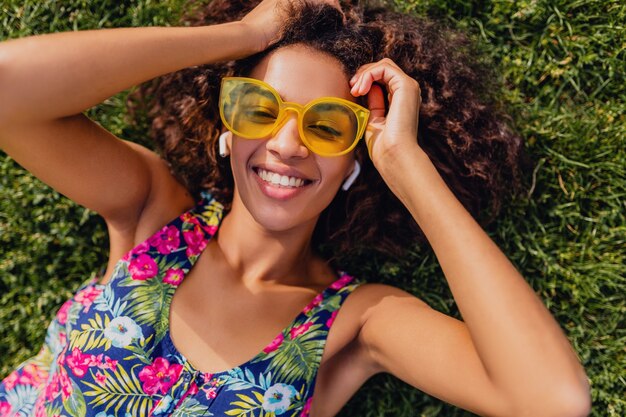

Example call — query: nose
[265,110,310,159]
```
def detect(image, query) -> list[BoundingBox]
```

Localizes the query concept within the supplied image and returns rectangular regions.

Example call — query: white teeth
[257,168,307,188]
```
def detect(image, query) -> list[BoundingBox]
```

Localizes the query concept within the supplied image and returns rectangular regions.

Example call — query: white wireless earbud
[341,160,361,191]
[218,131,230,157]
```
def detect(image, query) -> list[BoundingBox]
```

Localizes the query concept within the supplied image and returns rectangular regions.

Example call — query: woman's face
[227,44,358,232]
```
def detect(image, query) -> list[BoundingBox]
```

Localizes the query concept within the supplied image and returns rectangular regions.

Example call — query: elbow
[508,382,592,417]
[0,45,10,128]
[558,382,592,417]
[559,365,592,417]
[0,42,19,129]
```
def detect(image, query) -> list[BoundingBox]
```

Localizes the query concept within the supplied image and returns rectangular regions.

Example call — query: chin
[247,203,319,234]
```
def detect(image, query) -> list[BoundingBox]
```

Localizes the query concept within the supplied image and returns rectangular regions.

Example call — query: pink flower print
[74,286,103,313]
[300,397,313,416]
[58,331,67,347]
[174,381,199,409]
[56,299,73,325]
[104,357,118,370]
[289,322,313,340]
[203,386,218,400]
[202,372,214,383]
[188,381,199,396]
[330,274,353,290]
[34,396,47,417]
[138,357,183,396]
[88,353,104,368]
[326,310,338,328]
[183,226,207,257]
[163,268,184,286]
[19,363,48,387]
[95,370,107,385]
[202,224,218,236]
[181,212,200,225]
[57,367,73,400]
[149,225,181,255]
[303,293,323,314]
[65,348,92,377]
[128,253,159,281]
[0,401,12,416]
[122,241,150,261]
[44,372,60,401]
[3,371,18,390]
[263,333,285,353]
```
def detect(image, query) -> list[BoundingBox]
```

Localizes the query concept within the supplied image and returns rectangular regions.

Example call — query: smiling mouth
[253,167,314,188]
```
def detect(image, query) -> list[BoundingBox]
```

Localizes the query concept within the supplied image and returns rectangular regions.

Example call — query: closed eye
[308,123,341,137]
[245,109,277,119]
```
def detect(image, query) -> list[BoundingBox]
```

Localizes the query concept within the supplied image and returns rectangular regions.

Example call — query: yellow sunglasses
[219,77,370,157]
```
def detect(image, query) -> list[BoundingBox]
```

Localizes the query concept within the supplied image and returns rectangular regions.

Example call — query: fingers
[350,58,419,99]
[367,83,386,120]
[351,57,422,144]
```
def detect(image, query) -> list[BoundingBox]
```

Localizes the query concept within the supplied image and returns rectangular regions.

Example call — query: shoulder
[347,282,430,323]
[341,282,432,373]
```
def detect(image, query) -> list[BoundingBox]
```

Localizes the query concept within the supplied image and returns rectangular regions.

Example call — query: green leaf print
[261,323,326,385]
[63,378,87,417]
[225,368,274,391]
[121,271,175,338]
[45,403,64,417]
[69,312,112,351]
[81,363,152,417]
[122,333,156,365]
[171,398,213,417]
[320,294,342,311]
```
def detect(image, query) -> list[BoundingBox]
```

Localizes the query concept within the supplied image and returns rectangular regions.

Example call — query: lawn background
[0,0,624,416]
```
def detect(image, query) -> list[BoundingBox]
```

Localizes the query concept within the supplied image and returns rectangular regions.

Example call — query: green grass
[1,0,624,416]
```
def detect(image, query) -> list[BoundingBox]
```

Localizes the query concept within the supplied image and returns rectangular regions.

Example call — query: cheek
[229,139,257,169]
[319,158,353,186]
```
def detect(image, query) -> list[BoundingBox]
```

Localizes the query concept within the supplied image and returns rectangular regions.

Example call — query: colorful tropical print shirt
[0,192,365,417]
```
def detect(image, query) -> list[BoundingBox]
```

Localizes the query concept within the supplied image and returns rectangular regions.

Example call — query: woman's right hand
[240,0,343,52]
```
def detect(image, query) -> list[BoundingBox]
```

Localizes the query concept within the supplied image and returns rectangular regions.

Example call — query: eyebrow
[312,102,352,117]
[242,84,277,101]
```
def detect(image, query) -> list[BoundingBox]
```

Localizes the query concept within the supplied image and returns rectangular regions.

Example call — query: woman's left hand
[350,58,423,171]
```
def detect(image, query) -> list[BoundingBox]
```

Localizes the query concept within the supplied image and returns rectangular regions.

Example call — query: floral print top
[0,192,365,417]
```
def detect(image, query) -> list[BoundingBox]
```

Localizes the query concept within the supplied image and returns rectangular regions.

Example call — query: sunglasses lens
[220,78,362,156]
[221,80,279,138]
[303,102,358,155]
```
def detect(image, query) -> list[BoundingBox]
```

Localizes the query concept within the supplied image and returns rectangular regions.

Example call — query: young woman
[0,0,590,416]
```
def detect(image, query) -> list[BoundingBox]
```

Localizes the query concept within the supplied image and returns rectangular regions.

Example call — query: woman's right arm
[0,21,262,228]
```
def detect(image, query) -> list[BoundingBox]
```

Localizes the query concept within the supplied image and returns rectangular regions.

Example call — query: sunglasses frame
[219,76,370,157]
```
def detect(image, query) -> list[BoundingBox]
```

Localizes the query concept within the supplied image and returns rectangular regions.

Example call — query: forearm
[381,146,590,415]
[0,22,259,125]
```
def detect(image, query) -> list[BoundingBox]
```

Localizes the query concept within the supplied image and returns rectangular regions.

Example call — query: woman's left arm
[350,58,591,417]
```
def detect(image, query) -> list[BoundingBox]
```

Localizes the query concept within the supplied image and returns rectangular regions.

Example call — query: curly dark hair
[128,0,531,263]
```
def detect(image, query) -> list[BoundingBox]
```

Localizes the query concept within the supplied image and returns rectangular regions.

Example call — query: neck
[214,192,321,288]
